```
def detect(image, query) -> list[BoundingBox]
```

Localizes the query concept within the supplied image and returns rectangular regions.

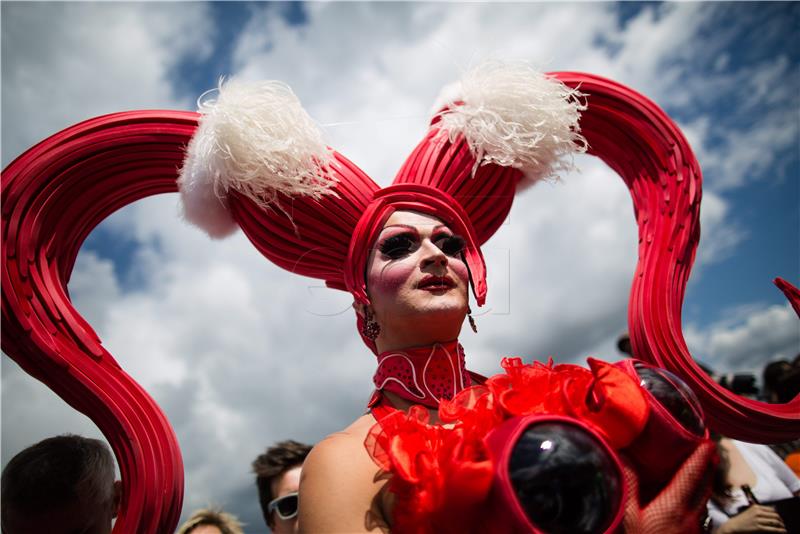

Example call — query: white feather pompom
[178,79,335,238]
[434,61,588,186]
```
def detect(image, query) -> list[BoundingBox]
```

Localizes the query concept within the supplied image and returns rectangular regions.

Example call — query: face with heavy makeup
[363,210,470,352]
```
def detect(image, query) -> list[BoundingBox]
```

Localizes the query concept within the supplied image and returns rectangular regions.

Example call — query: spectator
[763,357,800,405]
[253,440,312,533]
[708,435,800,533]
[762,358,800,474]
[176,507,244,534]
[617,333,633,357]
[1,434,120,534]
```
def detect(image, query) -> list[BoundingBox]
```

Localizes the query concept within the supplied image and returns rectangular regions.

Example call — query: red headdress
[177,63,588,353]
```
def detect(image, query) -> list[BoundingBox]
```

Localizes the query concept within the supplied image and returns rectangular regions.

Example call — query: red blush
[370,261,415,294]
[449,257,469,283]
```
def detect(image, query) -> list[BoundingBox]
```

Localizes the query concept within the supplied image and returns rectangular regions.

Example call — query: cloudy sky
[2,2,798,530]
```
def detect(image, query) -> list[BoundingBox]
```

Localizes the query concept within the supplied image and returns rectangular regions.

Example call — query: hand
[717,505,787,534]
[622,441,717,533]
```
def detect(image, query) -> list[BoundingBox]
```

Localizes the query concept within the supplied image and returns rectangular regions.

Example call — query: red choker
[372,341,470,409]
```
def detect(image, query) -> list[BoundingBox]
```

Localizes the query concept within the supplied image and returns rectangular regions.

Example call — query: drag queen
[178,62,717,533]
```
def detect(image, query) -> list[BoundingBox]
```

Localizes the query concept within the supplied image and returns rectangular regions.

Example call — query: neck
[372,340,469,409]
[373,319,464,354]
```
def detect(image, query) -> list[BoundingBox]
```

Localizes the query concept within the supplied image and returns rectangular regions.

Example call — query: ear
[112,480,122,518]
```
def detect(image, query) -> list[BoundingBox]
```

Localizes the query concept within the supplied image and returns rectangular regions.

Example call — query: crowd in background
[1,437,310,534]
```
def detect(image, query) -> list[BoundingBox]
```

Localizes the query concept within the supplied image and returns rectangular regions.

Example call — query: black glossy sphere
[508,423,621,534]
[633,361,705,436]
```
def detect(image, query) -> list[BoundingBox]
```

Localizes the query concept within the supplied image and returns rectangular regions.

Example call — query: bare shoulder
[299,415,389,534]
[307,414,377,461]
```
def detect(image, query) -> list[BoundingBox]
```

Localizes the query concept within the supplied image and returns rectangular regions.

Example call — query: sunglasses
[268,491,299,520]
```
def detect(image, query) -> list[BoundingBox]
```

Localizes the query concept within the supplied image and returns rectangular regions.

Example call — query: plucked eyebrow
[379,224,450,234]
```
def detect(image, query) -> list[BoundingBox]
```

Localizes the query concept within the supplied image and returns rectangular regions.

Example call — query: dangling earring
[467,306,478,334]
[362,309,381,341]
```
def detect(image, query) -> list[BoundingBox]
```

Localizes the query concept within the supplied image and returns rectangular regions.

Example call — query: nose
[420,239,448,270]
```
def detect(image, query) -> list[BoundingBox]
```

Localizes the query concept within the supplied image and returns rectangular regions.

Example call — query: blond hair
[176,507,244,534]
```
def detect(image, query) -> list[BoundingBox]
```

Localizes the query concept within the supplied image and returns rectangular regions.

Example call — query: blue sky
[2,2,798,529]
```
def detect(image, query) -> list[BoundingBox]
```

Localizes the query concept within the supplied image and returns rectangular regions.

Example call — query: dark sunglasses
[268,491,299,520]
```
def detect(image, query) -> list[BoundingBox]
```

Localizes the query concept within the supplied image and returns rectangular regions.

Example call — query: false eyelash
[438,235,465,256]
[379,234,416,259]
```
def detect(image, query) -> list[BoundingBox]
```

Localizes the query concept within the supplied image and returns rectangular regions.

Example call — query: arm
[298,431,390,534]
[715,505,787,534]
[707,499,731,533]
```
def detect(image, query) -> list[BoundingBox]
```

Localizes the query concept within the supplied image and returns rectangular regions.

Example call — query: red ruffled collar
[365,357,653,534]
[372,340,470,409]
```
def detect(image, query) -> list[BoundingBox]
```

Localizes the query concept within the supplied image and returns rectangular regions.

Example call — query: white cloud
[685,302,800,373]
[1,356,112,472]
[463,156,637,373]
[68,251,122,330]
[678,67,798,192]
[695,190,747,267]
[1,2,213,165]
[613,6,798,193]
[230,2,619,183]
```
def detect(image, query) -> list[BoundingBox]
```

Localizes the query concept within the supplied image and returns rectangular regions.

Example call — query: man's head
[176,508,244,534]
[1,434,120,534]
[252,440,312,533]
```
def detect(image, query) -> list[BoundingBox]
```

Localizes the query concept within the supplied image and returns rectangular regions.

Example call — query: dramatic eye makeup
[379,233,416,259]
[377,227,466,260]
[434,233,465,257]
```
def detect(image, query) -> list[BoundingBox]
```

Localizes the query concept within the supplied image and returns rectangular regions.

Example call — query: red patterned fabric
[622,441,718,534]
[373,341,470,408]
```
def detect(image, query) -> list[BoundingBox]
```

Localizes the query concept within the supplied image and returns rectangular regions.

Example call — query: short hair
[1,434,115,517]
[763,360,791,391]
[176,507,244,534]
[252,440,312,525]
[616,333,632,356]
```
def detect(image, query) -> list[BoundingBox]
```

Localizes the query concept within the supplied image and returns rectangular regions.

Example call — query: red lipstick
[417,275,455,291]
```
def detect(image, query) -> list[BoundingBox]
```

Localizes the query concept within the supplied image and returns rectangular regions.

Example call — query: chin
[374,287,469,337]
[411,296,467,321]
[379,300,467,345]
